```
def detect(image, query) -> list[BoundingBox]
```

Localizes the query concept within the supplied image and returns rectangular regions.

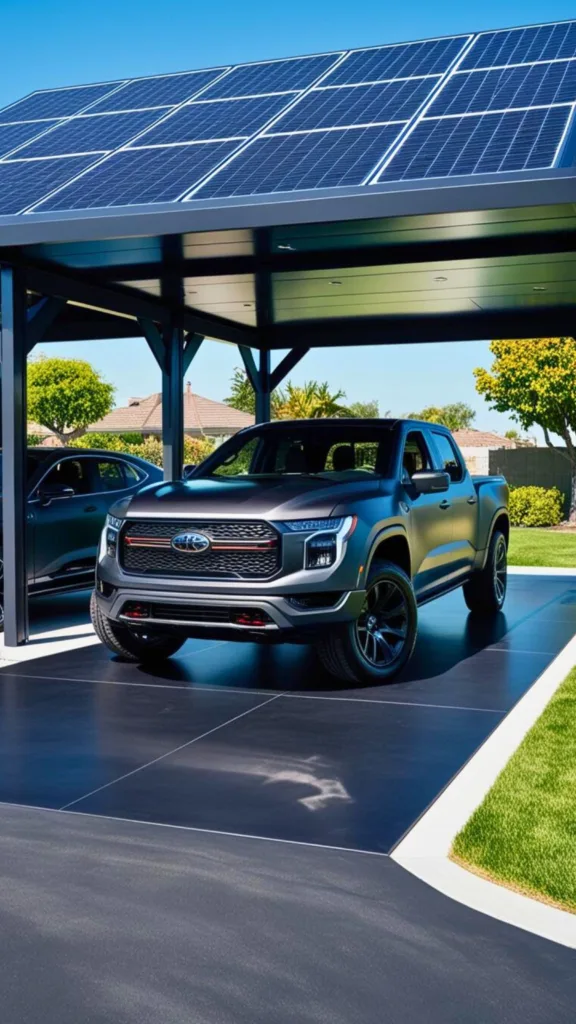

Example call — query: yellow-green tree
[475,338,576,519]
[28,355,115,444]
[275,381,349,419]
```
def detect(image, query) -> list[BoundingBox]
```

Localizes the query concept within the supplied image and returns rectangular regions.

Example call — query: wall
[488,447,572,511]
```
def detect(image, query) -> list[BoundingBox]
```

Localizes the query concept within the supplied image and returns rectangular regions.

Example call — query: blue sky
[3,0,573,437]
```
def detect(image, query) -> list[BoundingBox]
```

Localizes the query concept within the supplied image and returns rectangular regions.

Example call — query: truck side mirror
[411,470,450,494]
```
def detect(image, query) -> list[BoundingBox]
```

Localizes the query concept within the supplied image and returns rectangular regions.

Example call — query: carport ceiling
[0,18,575,347]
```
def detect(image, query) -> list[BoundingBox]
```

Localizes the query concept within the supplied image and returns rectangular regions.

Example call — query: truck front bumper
[94,581,366,643]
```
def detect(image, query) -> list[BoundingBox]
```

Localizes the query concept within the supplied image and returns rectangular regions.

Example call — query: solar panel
[86,70,226,113]
[128,94,293,146]
[198,55,341,100]
[461,22,576,70]
[1,19,575,215]
[323,37,470,85]
[0,83,124,122]
[0,156,97,214]
[190,125,404,198]
[0,119,63,159]
[432,60,576,116]
[13,110,168,158]
[270,78,439,132]
[33,142,240,211]
[375,106,571,181]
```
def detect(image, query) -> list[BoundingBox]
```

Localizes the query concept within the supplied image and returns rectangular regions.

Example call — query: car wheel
[316,561,418,685]
[463,529,507,615]
[90,591,185,663]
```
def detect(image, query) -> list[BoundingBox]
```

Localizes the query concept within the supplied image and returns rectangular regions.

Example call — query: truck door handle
[467,496,477,505]
[84,504,98,513]
[439,500,451,510]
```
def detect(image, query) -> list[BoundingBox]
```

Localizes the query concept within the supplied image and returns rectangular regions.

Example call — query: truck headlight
[99,513,123,561]
[284,517,344,532]
[304,516,356,571]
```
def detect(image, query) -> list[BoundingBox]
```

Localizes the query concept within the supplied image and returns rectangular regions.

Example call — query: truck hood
[125,476,382,520]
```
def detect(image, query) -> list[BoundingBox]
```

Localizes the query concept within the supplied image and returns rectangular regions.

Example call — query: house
[30,384,254,446]
[451,428,518,475]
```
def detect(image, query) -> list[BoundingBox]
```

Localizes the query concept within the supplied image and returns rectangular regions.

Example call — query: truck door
[429,430,477,574]
[401,430,456,594]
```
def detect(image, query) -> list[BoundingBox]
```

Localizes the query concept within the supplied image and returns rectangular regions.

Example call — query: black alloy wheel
[316,561,418,685]
[355,579,409,669]
[463,528,508,615]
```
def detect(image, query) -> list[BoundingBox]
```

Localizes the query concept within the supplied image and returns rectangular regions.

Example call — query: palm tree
[275,381,350,419]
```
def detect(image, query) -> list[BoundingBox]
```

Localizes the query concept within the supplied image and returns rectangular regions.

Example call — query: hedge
[508,486,564,528]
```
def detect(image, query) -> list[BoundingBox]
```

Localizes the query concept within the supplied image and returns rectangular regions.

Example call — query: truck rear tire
[90,591,185,663]
[316,561,417,685]
[463,529,507,615]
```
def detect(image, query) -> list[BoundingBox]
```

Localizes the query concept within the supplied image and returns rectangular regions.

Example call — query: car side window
[93,460,126,492]
[41,458,91,495]
[122,462,143,486]
[433,432,464,483]
[401,432,432,484]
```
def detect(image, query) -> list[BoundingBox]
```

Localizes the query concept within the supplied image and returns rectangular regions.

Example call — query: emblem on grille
[171,532,210,553]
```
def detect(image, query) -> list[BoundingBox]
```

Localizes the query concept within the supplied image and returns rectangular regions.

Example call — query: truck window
[432,432,464,483]
[402,432,431,483]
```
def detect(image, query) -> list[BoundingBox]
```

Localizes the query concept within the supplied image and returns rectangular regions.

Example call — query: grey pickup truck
[91,419,509,684]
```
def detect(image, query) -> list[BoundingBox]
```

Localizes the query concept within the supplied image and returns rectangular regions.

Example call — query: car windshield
[197,425,394,480]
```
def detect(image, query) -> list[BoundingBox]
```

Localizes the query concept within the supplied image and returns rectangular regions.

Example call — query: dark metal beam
[183,333,203,375]
[140,319,165,371]
[161,326,184,481]
[76,228,576,283]
[238,344,271,422]
[9,257,257,347]
[26,296,67,352]
[1,266,29,646]
[238,345,259,391]
[270,347,310,391]
[267,307,576,348]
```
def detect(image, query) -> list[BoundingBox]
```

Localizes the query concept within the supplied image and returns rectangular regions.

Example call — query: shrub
[509,486,564,527]
[67,432,214,468]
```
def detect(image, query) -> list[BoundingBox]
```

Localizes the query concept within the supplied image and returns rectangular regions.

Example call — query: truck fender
[365,524,411,581]
[479,508,510,570]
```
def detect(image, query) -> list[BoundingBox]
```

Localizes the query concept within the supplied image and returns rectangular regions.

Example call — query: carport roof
[0,19,575,349]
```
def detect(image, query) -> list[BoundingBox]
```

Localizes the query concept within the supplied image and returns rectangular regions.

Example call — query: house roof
[89,386,254,435]
[452,428,516,449]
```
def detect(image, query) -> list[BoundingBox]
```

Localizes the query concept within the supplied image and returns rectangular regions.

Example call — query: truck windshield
[197,425,394,479]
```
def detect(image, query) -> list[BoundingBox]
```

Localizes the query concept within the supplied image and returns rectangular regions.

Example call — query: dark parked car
[0,448,161,627]
[92,419,509,683]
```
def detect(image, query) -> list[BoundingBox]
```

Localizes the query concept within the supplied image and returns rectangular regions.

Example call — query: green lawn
[508,527,576,568]
[452,667,576,913]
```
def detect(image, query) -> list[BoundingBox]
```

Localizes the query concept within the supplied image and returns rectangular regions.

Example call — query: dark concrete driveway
[0,574,574,1021]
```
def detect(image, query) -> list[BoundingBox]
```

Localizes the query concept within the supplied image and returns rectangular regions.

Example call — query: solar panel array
[0,19,573,215]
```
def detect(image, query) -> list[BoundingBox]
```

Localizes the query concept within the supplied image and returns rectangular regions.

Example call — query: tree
[224,369,349,419]
[348,399,380,418]
[475,337,576,519]
[275,381,349,419]
[28,355,115,444]
[409,402,476,431]
[68,432,214,467]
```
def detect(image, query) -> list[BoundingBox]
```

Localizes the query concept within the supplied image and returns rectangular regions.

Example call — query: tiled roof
[452,429,516,449]
[88,387,254,435]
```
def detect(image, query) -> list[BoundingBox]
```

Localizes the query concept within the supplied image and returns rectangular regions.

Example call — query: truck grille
[121,519,280,580]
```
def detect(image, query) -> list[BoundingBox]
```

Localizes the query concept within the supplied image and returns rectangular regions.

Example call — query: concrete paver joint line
[59,692,283,811]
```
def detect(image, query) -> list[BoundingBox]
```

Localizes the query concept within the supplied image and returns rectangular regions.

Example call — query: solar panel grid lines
[86,67,231,113]
[196,52,345,100]
[429,60,576,117]
[11,109,172,159]
[0,120,64,160]
[125,94,298,147]
[23,61,240,214]
[460,20,576,71]
[323,35,473,86]
[0,155,99,215]
[181,49,353,199]
[366,31,480,184]
[188,124,406,198]
[0,79,129,124]
[375,106,571,181]
[264,78,440,133]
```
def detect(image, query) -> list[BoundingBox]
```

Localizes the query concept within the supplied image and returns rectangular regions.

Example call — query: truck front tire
[90,591,185,663]
[463,529,507,615]
[316,561,418,685]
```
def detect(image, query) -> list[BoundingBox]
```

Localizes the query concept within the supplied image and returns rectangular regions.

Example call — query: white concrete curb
[508,566,576,576]
[392,632,576,948]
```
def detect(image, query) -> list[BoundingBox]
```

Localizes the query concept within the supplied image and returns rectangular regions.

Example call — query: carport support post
[1,266,29,645]
[256,349,271,423]
[162,325,184,481]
